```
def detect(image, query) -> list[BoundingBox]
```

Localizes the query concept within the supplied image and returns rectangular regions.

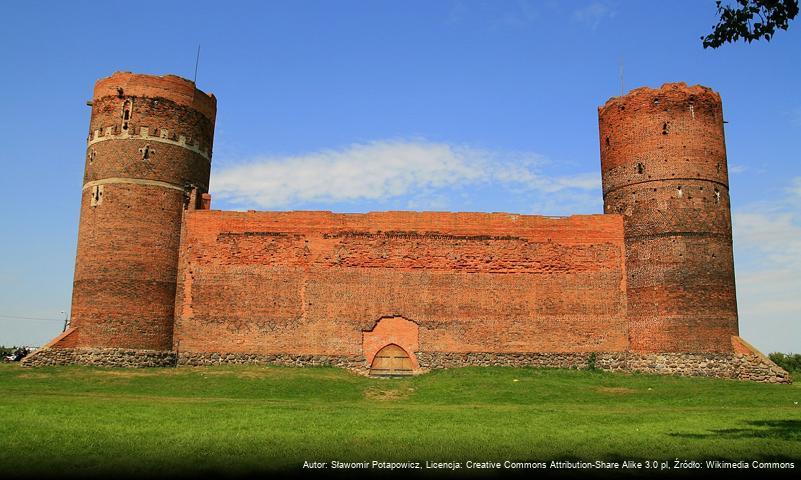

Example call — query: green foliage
[0,346,14,357]
[0,365,798,476]
[587,352,597,371]
[702,0,799,48]
[769,352,801,372]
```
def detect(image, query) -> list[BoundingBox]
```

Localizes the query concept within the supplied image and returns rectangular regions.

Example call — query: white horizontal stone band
[82,178,188,192]
[87,129,210,162]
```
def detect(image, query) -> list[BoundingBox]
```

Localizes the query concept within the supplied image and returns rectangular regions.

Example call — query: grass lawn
[0,364,799,478]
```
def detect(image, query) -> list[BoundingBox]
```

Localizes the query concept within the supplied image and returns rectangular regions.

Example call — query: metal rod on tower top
[193,45,201,84]
[619,58,624,96]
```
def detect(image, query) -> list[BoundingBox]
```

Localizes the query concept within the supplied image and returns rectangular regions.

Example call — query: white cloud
[211,140,597,210]
[729,164,747,174]
[572,1,616,30]
[734,212,801,265]
[732,176,801,353]
[789,176,801,198]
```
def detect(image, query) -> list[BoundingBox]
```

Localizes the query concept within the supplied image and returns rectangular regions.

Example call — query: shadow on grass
[669,420,801,441]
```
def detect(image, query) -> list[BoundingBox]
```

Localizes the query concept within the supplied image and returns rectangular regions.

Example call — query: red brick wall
[599,83,738,353]
[69,72,216,350]
[174,211,628,358]
[55,73,741,361]
[93,72,216,123]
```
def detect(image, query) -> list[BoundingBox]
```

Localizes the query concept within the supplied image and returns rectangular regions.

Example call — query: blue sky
[1,0,799,353]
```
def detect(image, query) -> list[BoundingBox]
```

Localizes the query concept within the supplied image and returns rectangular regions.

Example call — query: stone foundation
[20,347,790,384]
[417,351,791,383]
[598,352,791,383]
[177,352,368,374]
[417,352,589,370]
[21,347,177,368]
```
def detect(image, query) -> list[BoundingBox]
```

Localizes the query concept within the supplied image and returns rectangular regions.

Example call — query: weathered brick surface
[34,74,787,384]
[92,72,216,127]
[362,316,420,369]
[68,72,216,350]
[174,211,628,359]
[599,83,738,353]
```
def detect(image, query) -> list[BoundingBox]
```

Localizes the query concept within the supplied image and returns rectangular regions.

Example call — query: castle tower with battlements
[23,73,789,383]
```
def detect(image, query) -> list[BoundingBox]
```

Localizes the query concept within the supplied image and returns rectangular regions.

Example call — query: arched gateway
[369,344,413,376]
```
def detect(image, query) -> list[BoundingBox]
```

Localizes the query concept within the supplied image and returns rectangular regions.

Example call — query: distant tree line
[769,352,801,372]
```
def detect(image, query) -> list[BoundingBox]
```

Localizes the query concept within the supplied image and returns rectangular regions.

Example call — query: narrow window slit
[91,185,103,206]
[121,99,132,131]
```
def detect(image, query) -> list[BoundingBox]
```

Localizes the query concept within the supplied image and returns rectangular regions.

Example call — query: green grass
[0,364,799,477]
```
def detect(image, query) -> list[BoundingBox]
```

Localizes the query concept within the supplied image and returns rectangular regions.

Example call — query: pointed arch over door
[362,316,420,374]
[370,344,413,376]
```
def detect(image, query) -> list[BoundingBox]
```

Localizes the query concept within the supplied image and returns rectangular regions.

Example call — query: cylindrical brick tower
[69,72,216,350]
[599,83,738,353]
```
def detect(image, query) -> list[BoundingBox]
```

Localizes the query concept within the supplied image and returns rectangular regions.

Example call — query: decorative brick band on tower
[599,83,738,352]
[68,72,217,350]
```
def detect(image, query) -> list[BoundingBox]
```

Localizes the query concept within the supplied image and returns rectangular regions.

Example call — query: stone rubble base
[20,347,177,368]
[178,351,368,373]
[416,351,791,384]
[20,348,790,383]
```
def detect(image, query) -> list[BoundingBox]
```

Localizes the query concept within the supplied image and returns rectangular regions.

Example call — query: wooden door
[370,344,413,376]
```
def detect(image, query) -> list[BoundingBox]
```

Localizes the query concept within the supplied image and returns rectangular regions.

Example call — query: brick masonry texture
[173,211,628,356]
[68,72,216,351]
[599,83,739,353]
[363,316,420,369]
[36,74,789,384]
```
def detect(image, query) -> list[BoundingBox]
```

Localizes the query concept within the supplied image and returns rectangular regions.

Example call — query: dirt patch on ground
[364,387,414,401]
[19,370,156,380]
[17,373,50,379]
[91,370,155,378]
[596,386,637,394]
[196,369,273,379]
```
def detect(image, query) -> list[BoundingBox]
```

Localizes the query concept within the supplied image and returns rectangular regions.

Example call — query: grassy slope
[0,365,798,477]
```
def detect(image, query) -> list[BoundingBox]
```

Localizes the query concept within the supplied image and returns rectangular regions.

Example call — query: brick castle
[23,72,789,382]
